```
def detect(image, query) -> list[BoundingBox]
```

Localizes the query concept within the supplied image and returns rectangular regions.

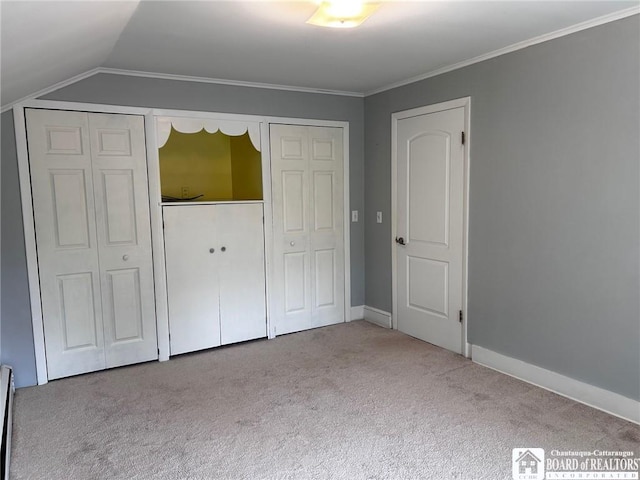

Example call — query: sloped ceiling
[0,1,140,107]
[1,1,638,109]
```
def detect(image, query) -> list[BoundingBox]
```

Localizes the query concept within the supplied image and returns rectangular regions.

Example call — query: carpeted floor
[11,321,640,479]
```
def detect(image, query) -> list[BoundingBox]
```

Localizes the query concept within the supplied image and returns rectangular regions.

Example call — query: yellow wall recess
[159,127,262,202]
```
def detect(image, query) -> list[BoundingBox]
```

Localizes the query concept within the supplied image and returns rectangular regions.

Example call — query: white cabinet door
[163,205,221,355]
[26,109,158,379]
[270,125,345,336]
[164,203,267,355]
[216,204,266,345]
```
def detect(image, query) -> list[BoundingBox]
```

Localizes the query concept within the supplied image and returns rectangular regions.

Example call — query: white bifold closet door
[26,109,158,380]
[270,124,345,336]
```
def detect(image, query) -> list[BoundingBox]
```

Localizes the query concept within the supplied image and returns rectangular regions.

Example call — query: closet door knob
[209,248,215,254]
[221,246,226,252]
[290,241,295,246]
[122,254,129,261]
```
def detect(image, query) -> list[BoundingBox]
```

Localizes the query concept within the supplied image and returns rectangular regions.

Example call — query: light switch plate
[351,210,358,222]
[376,211,382,223]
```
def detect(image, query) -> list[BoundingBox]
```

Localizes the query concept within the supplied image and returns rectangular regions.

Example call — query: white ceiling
[0,1,139,107]
[2,1,638,108]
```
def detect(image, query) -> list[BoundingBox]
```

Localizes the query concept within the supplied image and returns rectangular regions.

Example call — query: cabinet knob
[290,241,295,246]
[209,248,215,254]
[221,246,226,252]
[122,254,129,261]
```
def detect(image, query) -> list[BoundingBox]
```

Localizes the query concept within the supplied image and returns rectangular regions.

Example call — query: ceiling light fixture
[306,1,380,28]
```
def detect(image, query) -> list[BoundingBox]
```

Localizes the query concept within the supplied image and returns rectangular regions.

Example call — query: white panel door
[163,205,221,355]
[216,203,267,345]
[396,107,465,353]
[27,109,158,380]
[89,113,158,367]
[26,109,105,379]
[270,125,344,335]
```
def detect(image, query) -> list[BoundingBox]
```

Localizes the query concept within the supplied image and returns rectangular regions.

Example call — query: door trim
[14,99,351,384]
[391,97,471,357]
[13,106,48,384]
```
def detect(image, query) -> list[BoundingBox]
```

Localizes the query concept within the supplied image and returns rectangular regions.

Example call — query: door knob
[209,248,215,254]
[290,241,295,246]
[122,254,129,261]
[395,237,406,246]
[221,246,226,252]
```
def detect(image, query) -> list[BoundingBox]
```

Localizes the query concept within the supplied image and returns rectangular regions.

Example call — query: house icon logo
[512,448,545,480]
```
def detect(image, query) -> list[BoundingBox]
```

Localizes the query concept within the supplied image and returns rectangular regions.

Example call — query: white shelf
[161,200,264,206]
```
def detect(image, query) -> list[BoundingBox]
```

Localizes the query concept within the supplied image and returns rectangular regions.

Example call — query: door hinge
[459,310,463,323]
[461,131,465,145]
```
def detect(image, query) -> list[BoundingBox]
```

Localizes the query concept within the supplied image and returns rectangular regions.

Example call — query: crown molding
[0,68,102,113]
[97,68,365,98]
[366,6,640,97]
[1,66,363,114]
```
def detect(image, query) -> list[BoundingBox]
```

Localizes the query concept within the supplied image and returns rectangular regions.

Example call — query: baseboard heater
[0,366,14,480]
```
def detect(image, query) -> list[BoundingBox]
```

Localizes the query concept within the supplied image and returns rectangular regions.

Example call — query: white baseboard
[350,305,364,321]
[363,306,392,329]
[472,345,640,425]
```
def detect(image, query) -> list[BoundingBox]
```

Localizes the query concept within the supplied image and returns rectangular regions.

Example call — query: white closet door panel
[89,113,158,367]
[314,249,336,308]
[216,204,267,345]
[282,171,306,233]
[312,171,334,232]
[45,271,105,378]
[50,170,92,248]
[284,251,308,313]
[309,127,344,327]
[270,125,345,335]
[106,268,143,341]
[26,109,106,379]
[164,205,221,355]
[101,170,137,245]
[271,126,312,334]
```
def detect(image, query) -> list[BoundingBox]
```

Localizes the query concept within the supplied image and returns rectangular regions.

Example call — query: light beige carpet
[11,321,639,479]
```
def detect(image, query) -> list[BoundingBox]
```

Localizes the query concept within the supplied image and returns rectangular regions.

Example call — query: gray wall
[1,76,365,387]
[1,110,37,387]
[364,16,639,401]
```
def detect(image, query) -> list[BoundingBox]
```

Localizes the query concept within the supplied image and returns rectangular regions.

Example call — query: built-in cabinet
[163,203,267,354]
[157,118,268,355]
[19,104,349,383]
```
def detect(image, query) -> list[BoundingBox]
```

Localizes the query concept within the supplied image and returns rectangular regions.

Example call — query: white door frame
[391,97,471,357]
[14,99,351,384]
